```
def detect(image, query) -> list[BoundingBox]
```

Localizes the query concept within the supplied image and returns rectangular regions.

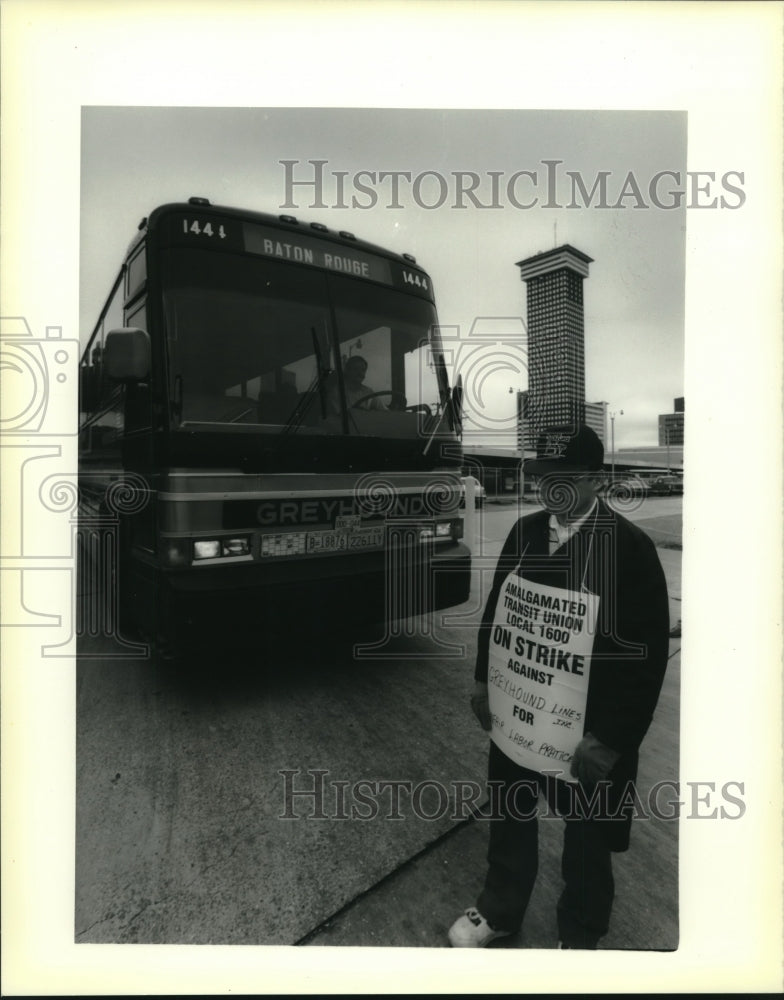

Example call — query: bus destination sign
[244,224,393,285]
[160,211,433,299]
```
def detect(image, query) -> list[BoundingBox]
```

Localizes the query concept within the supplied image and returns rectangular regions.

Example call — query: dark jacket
[475,501,670,850]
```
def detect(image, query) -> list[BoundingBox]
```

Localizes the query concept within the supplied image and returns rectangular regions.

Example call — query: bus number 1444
[402,270,428,290]
[182,218,227,238]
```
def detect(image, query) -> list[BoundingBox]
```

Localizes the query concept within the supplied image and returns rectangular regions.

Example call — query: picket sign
[487,571,600,779]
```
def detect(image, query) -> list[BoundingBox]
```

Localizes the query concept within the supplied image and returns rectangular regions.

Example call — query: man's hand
[570,732,620,785]
[470,681,492,732]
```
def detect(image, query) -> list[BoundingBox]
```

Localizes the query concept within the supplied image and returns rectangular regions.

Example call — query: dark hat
[524,423,604,474]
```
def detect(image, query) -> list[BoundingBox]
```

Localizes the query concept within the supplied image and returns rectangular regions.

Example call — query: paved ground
[76,636,494,945]
[303,497,682,949]
[75,495,681,950]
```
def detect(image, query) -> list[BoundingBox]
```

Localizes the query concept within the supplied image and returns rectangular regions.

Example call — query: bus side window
[80,265,126,457]
[79,344,123,457]
[80,387,125,456]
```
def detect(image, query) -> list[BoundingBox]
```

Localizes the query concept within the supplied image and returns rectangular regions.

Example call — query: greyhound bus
[78,198,470,650]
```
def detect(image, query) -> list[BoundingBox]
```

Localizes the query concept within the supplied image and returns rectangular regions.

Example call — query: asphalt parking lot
[75,496,681,949]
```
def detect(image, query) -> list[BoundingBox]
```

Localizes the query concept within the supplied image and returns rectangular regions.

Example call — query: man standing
[449,423,670,949]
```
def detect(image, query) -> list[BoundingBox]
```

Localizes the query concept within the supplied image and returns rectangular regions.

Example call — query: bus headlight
[193,539,221,560]
[420,521,463,544]
[222,537,250,557]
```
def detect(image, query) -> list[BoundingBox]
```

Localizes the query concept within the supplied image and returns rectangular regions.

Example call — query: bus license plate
[307,526,384,554]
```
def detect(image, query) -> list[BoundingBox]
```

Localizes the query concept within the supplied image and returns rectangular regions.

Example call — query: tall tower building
[516,244,593,446]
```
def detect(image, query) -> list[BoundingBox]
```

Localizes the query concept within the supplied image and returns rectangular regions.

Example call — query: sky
[81,107,686,449]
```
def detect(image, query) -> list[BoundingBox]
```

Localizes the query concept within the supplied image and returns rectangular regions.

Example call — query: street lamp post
[610,409,624,482]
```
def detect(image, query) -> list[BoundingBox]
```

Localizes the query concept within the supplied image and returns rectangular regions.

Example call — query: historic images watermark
[278,768,746,823]
[280,159,746,212]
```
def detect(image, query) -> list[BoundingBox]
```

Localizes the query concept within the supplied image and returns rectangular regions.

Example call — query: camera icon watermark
[434,316,529,442]
[0,317,78,436]
[0,316,148,657]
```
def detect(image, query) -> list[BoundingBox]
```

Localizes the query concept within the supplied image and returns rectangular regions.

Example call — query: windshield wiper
[282,327,334,434]
[422,372,462,455]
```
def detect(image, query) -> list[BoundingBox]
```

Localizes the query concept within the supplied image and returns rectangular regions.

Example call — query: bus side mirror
[104,328,151,381]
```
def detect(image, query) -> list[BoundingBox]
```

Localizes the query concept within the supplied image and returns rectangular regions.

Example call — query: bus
[78,197,470,651]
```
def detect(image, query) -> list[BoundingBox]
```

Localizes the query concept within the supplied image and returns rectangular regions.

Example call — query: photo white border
[2,0,782,994]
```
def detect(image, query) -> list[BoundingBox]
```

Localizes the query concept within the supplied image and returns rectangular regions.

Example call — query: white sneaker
[448,907,513,947]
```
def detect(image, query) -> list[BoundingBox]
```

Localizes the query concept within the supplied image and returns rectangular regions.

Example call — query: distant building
[584,400,608,446]
[516,244,593,444]
[618,445,683,472]
[462,445,523,498]
[659,397,685,446]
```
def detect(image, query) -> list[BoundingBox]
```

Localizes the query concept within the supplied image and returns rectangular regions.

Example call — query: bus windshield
[162,248,445,437]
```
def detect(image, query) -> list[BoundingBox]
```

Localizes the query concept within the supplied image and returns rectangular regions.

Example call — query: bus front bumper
[131,542,472,632]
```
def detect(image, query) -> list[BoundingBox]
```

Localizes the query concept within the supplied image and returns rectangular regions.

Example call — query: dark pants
[477,741,615,948]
